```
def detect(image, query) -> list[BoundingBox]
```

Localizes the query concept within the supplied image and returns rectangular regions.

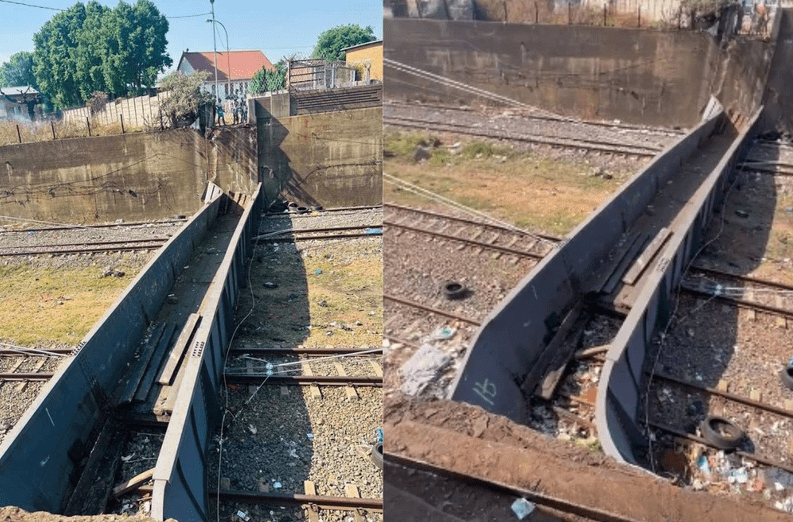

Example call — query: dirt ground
[0,507,172,522]
[384,131,640,236]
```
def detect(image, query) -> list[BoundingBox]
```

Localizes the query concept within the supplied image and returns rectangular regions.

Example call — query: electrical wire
[0,0,61,10]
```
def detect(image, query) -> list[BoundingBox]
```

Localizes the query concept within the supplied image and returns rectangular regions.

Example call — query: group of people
[215,90,247,126]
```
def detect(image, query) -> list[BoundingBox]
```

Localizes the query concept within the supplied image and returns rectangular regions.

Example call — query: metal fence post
[121,113,125,134]
[16,124,21,144]
[86,117,91,137]
[50,120,56,140]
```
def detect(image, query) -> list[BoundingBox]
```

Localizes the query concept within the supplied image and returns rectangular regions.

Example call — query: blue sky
[0,0,382,70]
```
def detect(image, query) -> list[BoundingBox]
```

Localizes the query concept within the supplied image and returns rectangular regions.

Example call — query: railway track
[384,203,555,261]
[255,224,383,243]
[0,238,169,257]
[0,218,187,234]
[385,100,687,137]
[384,114,662,157]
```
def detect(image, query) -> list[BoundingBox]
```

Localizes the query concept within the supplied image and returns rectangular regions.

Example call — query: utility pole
[210,0,219,101]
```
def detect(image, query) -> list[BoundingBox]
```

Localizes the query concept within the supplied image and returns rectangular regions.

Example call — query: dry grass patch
[0,263,141,346]
[385,131,625,236]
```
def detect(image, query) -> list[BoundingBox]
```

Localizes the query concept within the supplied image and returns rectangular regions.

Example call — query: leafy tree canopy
[311,24,376,62]
[249,59,287,94]
[32,0,172,110]
[0,52,38,89]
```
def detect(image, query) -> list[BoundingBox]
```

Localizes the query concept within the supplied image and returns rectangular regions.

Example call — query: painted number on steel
[473,378,497,406]
[191,340,205,358]
[655,257,670,273]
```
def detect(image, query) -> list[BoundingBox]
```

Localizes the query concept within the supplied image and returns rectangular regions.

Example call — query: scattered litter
[399,344,451,396]
[696,455,711,476]
[248,424,257,435]
[273,481,282,489]
[263,282,277,289]
[735,209,749,218]
[776,496,793,513]
[786,207,792,213]
[376,428,383,444]
[765,468,793,489]
[728,467,748,484]
[121,453,135,462]
[430,326,456,341]
[368,311,376,316]
[236,510,251,522]
[365,228,383,235]
[511,498,535,520]
[318,300,328,307]
[315,269,322,275]
[307,433,313,439]
[288,448,298,458]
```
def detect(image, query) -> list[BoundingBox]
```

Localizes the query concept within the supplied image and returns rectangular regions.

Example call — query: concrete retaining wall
[0,127,258,224]
[254,101,382,208]
[151,184,262,522]
[449,110,723,422]
[384,18,774,127]
[0,197,221,512]
[596,107,763,465]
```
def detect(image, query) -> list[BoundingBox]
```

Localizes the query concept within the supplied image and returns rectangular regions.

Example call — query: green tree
[32,0,172,109]
[0,52,38,88]
[32,3,87,109]
[311,24,376,62]
[249,60,287,94]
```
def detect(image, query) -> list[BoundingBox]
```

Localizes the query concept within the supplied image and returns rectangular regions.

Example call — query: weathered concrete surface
[384,19,775,128]
[0,126,258,224]
[762,9,793,133]
[256,103,382,208]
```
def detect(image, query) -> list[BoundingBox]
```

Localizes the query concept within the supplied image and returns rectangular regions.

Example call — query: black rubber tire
[311,205,323,212]
[700,416,744,451]
[780,366,793,391]
[287,202,298,208]
[297,206,309,214]
[444,282,467,300]
[370,442,383,469]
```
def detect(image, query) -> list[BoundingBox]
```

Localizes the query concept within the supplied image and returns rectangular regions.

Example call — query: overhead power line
[0,0,210,19]
[0,0,62,11]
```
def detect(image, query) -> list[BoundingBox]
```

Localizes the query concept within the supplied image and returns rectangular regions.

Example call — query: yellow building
[343,40,383,82]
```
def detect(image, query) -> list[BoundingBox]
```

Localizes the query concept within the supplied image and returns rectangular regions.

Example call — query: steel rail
[258,232,382,242]
[230,347,382,356]
[223,374,382,386]
[256,224,382,237]
[689,265,793,292]
[680,286,793,319]
[383,294,483,326]
[136,486,382,511]
[384,116,660,157]
[385,220,544,260]
[384,100,687,135]
[0,244,164,257]
[0,348,73,356]
[264,205,382,216]
[387,454,644,522]
[0,237,168,251]
[0,372,53,380]
[649,370,793,421]
[648,420,793,476]
[384,202,562,242]
[0,219,186,234]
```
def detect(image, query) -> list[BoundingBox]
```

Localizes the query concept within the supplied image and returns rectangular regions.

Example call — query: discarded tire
[444,282,467,300]
[780,366,793,391]
[311,205,323,212]
[700,416,744,451]
[297,206,309,214]
[370,442,383,469]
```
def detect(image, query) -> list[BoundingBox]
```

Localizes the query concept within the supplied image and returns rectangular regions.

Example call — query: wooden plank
[597,232,643,295]
[369,360,383,378]
[335,362,358,400]
[65,418,124,515]
[133,323,177,403]
[522,302,585,396]
[304,481,320,522]
[777,295,788,328]
[157,314,201,385]
[539,310,591,400]
[344,484,365,522]
[622,227,671,285]
[16,359,45,392]
[303,363,322,399]
[745,291,756,321]
[112,468,154,498]
[118,323,167,404]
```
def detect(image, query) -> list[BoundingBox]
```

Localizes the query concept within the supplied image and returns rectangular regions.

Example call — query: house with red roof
[176,50,274,102]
